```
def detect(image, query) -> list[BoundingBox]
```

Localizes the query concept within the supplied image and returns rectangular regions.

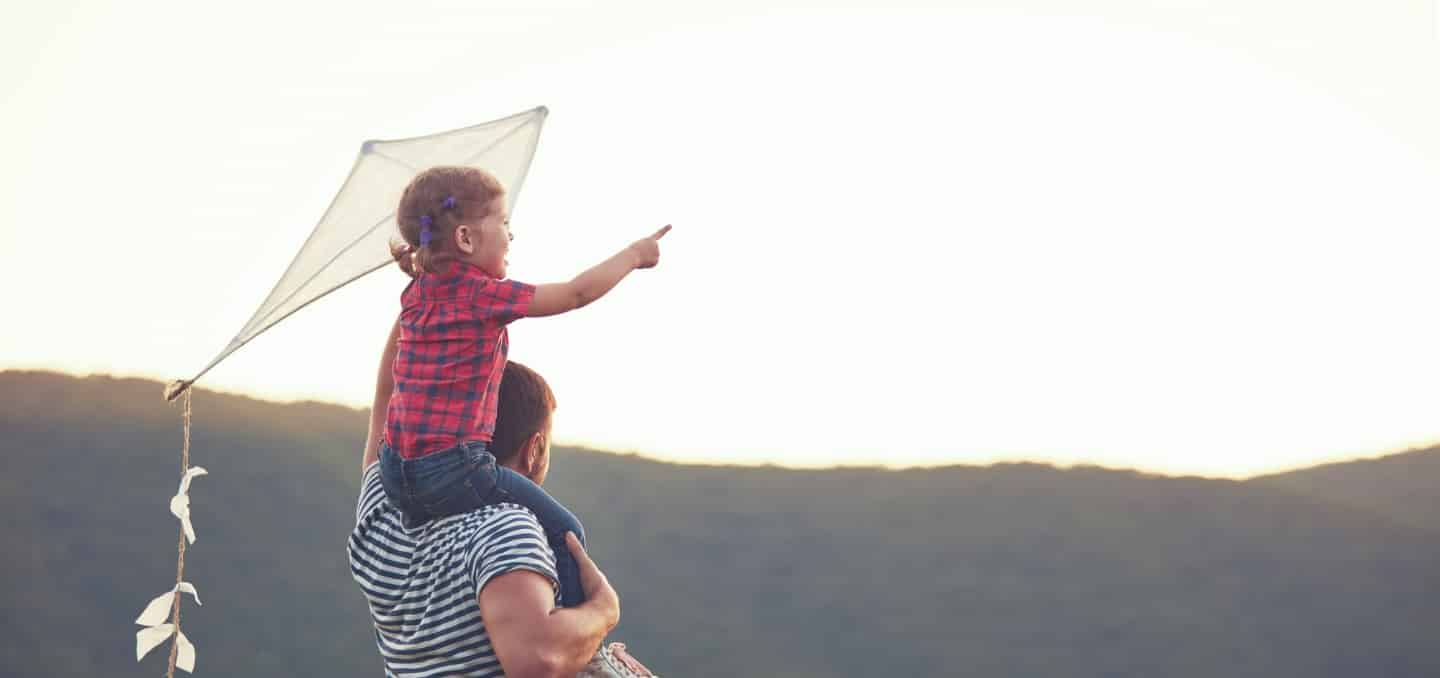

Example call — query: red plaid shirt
[385,261,536,459]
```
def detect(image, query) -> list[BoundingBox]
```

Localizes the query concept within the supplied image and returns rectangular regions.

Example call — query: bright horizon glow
[25,362,1440,481]
[3,1,1438,480]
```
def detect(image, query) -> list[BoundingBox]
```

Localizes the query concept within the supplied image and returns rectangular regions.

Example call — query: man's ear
[454,223,476,254]
[521,432,544,477]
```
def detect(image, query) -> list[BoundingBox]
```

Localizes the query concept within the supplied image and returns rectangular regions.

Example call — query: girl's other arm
[361,317,401,472]
[528,225,670,318]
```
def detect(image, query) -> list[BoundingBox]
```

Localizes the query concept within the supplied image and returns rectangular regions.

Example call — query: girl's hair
[390,166,507,277]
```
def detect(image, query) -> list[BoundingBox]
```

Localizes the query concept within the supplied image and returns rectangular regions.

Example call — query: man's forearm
[484,573,618,678]
[536,599,617,676]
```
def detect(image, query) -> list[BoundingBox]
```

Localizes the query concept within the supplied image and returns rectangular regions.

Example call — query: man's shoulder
[353,466,547,543]
[452,503,552,547]
[436,500,541,523]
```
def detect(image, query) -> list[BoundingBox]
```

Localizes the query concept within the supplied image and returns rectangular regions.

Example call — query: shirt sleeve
[475,279,536,325]
[468,505,561,601]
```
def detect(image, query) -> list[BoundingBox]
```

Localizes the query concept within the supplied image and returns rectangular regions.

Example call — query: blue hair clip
[442,195,457,211]
[418,214,434,247]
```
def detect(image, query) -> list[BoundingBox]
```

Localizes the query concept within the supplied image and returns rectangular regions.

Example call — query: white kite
[140,106,550,676]
[165,105,549,400]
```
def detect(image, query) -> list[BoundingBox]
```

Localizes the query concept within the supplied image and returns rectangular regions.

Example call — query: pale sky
[3,1,1438,478]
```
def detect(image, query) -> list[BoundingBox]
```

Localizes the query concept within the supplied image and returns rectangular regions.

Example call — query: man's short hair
[489,360,557,465]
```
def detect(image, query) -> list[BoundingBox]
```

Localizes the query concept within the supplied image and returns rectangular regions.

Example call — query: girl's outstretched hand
[628,225,671,270]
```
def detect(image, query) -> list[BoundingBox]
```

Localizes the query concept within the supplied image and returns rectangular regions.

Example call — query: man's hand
[567,532,620,630]
[627,225,671,270]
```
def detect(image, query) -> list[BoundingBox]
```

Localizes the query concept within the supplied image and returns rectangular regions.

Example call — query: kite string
[165,389,192,678]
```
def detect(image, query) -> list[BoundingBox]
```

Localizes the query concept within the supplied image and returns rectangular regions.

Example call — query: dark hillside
[2,371,1437,677]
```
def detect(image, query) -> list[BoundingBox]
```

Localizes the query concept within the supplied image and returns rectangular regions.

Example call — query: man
[350,350,622,677]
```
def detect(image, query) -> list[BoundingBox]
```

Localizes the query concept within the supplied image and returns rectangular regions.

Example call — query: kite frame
[166,106,548,400]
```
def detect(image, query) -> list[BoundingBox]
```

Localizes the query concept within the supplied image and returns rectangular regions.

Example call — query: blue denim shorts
[379,439,505,525]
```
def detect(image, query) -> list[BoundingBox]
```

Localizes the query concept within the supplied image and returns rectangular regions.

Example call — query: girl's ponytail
[389,241,420,278]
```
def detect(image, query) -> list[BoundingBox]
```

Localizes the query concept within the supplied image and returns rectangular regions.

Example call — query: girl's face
[460,197,512,278]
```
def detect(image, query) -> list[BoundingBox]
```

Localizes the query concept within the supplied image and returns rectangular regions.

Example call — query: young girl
[380,165,669,607]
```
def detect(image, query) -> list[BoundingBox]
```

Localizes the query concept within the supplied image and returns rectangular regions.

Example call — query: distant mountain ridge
[2,370,1437,677]
[1253,447,1440,531]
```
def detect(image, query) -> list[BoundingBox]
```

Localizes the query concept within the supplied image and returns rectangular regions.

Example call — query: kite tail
[132,386,204,674]
[166,389,193,678]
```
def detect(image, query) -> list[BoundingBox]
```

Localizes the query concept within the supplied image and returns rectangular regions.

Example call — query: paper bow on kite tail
[136,583,203,672]
[169,466,208,544]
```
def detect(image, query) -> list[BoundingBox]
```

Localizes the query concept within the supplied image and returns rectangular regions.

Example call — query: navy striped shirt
[349,463,560,677]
